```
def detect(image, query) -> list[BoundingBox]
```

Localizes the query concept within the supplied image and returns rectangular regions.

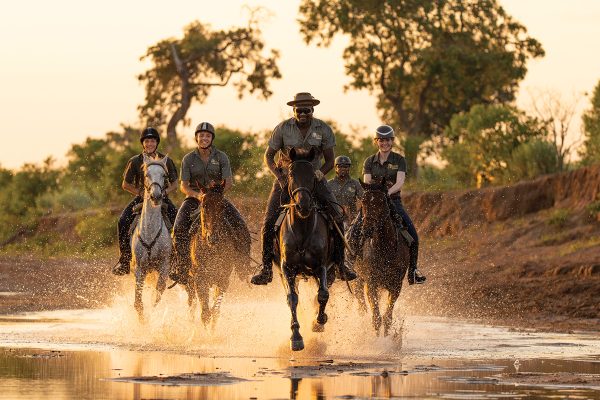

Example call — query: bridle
[286,160,316,218]
[143,161,168,198]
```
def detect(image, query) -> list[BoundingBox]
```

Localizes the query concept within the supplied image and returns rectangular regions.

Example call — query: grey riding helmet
[375,125,395,139]
[140,127,160,145]
[195,122,216,138]
[335,155,352,167]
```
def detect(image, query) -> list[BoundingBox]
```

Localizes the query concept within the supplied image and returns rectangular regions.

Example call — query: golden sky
[1,0,599,169]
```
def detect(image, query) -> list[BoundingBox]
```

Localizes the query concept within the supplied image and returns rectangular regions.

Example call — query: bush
[75,211,115,250]
[507,139,558,182]
[36,187,95,213]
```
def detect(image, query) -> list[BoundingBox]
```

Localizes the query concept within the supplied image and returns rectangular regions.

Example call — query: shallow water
[0,280,599,399]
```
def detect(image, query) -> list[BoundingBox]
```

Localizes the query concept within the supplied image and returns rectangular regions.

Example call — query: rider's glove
[315,170,325,181]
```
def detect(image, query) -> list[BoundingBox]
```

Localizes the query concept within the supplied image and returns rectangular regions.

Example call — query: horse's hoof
[317,312,328,325]
[290,338,305,351]
[312,321,325,332]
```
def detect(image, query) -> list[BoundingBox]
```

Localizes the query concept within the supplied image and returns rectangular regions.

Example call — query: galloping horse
[276,148,335,351]
[353,180,410,336]
[131,154,172,322]
[188,181,251,326]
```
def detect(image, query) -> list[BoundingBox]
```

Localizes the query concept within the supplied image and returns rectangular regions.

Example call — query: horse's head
[142,154,168,206]
[287,147,317,218]
[360,178,389,238]
[199,180,226,246]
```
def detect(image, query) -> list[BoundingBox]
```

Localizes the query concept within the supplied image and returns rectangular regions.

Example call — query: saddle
[273,206,337,252]
[128,202,173,236]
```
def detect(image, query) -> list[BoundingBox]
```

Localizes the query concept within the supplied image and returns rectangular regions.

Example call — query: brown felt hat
[286,92,320,107]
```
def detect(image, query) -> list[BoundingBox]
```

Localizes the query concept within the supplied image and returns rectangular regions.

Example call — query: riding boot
[113,228,132,275]
[334,217,357,281]
[251,229,274,285]
[112,253,131,275]
[407,245,426,285]
[170,235,191,285]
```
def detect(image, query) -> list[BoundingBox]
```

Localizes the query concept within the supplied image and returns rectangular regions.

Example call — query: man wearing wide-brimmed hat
[251,92,358,285]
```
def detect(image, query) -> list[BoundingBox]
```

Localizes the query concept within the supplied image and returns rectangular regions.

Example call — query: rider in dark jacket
[347,125,426,285]
[112,127,178,275]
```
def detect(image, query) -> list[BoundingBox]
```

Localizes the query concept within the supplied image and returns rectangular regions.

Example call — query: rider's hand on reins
[314,170,325,181]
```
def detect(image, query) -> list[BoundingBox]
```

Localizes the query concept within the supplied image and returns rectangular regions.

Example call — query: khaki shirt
[327,176,363,208]
[362,151,407,197]
[268,117,336,171]
[123,152,178,191]
[180,147,232,190]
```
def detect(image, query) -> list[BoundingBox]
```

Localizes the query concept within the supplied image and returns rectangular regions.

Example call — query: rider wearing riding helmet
[348,125,426,285]
[251,92,358,285]
[112,127,178,275]
[170,122,239,285]
[327,156,363,224]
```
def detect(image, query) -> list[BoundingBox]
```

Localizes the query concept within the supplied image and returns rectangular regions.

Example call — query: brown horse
[188,181,252,326]
[275,148,335,351]
[353,180,410,336]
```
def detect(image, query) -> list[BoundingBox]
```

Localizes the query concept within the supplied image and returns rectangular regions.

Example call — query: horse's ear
[220,179,226,188]
[289,147,297,162]
[308,147,316,161]
[161,155,169,165]
[142,153,151,164]
[381,176,386,190]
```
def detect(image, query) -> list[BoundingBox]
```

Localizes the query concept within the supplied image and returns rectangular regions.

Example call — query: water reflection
[1,348,599,399]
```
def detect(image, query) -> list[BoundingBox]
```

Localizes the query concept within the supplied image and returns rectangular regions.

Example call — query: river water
[0,280,599,399]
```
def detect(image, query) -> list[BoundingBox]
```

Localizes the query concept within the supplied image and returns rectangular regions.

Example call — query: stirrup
[408,269,426,285]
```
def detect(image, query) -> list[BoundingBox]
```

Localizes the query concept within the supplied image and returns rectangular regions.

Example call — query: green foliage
[507,139,558,181]
[580,80,600,164]
[138,12,281,147]
[75,211,116,250]
[441,104,545,186]
[585,198,600,219]
[36,187,95,213]
[405,164,465,192]
[298,0,544,174]
[547,208,570,228]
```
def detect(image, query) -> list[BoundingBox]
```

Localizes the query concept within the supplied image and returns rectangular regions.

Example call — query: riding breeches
[118,196,177,263]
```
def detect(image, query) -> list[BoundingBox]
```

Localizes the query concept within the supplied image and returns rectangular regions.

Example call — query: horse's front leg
[312,264,329,332]
[154,250,170,306]
[383,288,401,337]
[365,281,382,335]
[283,261,303,351]
[134,262,146,323]
[196,275,211,327]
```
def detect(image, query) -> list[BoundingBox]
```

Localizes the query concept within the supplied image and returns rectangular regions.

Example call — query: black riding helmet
[335,155,352,166]
[375,125,395,139]
[195,122,215,138]
[140,127,160,145]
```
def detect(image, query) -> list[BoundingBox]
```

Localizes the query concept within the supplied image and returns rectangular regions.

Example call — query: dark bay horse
[353,181,410,336]
[275,148,335,351]
[188,181,252,326]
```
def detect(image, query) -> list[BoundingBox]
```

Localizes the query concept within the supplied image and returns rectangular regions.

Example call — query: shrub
[507,139,559,181]
[75,212,115,250]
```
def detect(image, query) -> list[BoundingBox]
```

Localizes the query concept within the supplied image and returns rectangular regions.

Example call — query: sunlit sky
[1,0,599,169]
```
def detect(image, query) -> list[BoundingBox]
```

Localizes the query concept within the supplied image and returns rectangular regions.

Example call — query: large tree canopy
[138,12,281,148]
[298,0,544,173]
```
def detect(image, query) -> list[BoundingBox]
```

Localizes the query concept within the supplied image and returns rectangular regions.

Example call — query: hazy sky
[1,0,599,169]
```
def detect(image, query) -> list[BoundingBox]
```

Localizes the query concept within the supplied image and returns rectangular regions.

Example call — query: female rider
[351,125,426,285]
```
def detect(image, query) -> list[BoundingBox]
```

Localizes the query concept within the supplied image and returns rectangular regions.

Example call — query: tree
[138,10,281,149]
[442,104,546,186]
[528,89,581,171]
[580,80,600,164]
[298,0,544,176]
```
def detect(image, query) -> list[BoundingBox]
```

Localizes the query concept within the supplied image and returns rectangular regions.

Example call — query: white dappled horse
[131,154,172,321]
